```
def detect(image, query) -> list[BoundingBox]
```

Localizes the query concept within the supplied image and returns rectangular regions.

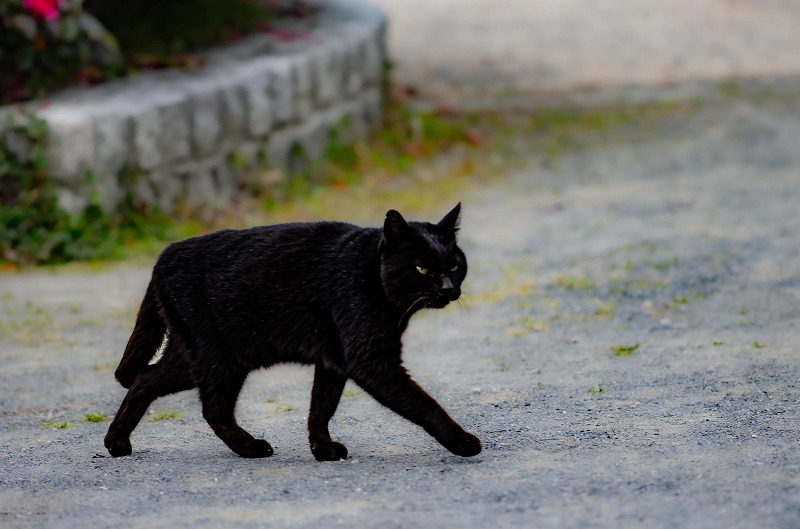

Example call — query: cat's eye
[415,265,428,275]
[450,265,459,272]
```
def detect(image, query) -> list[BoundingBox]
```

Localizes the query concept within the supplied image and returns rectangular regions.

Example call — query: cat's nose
[439,277,454,295]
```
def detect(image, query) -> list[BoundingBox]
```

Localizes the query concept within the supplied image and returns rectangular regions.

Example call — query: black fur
[105,204,481,460]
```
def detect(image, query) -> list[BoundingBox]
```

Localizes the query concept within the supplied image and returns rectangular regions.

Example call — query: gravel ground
[2,85,800,528]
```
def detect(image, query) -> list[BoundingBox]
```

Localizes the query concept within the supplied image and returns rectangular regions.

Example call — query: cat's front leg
[348,362,481,457]
[308,362,349,461]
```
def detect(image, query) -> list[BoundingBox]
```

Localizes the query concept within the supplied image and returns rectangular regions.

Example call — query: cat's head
[379,203,467,312]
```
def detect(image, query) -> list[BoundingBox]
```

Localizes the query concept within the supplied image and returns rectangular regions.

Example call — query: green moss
[610,343,640,357]
[594,302,616,320]
[555,274,596,292]
[42,420,73,429]
[83,412,108,423]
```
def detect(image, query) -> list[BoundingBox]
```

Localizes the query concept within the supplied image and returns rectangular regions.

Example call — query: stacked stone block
[0,0,387,213]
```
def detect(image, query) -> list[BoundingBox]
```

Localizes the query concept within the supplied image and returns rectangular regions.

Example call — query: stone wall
[0,0,387,213]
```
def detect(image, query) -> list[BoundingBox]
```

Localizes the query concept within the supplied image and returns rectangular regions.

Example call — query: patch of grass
[274,404,296,413]
[0,299,68,347]
[753,341,767,349]
[663,295,689,310]
[42,420,73,429]
[653,256,679,272]
[622,240,658,254]
[718,82,743,98]
[587,385,605,395]
[343,389,363,398]
[82,412,108,423]
[471,263,537,305]
[148,409,181,421]
[554,274,596,292]
[610,343,640,357]
[594,302,615,320]
[506,315,548,337]
[712,340,725,346]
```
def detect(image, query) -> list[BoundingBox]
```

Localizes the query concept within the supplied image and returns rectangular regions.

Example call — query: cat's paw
[234,438,275,458]
[104,434,132,458]
[311,441,348,462]
[444,431,482,457]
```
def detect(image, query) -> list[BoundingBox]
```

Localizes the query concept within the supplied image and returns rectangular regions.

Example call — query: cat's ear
[383,209,412,247]
[437,202,461,236]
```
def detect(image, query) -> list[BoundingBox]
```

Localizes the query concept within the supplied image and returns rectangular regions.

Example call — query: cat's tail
[114,282,165,389]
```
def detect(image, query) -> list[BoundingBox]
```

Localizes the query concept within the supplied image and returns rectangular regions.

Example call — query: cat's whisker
[456,298,470,313]
[399,295,430,329]
[396,291,429,310]
[456,291,473,311]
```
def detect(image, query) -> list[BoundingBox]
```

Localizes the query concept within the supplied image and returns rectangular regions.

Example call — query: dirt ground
[2,83,800,528]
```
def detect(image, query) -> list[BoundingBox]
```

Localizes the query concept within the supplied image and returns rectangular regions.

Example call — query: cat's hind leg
[104,338,195,457]
[196,364,274,458]
[308,362,348,461]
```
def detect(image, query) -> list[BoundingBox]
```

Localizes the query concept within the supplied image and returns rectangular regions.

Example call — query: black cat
[105,204,482,460]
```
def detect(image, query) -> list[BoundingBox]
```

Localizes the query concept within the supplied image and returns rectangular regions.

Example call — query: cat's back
[152,221,380,294]
[150,221,381,343]
[157,221,360,267]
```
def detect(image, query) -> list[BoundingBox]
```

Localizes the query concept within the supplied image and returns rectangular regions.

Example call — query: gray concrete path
[373,0,800,101]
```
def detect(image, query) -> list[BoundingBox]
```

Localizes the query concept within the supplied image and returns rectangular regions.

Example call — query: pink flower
[23,0,60,20]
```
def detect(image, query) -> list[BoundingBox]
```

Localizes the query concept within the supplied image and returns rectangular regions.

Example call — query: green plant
[82,412,107,422]
[274,404,296,413]
[0,111,176,267]
[42,420,72,429]
[587,385,605,395]
[84,0,274,57]
[594,302,615,320]
[555,274,596,292]
[0,0,120,103]
[611,343,640,357]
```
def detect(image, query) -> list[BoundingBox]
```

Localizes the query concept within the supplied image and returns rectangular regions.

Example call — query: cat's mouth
[427,290,460,309]
[427,297,451,309]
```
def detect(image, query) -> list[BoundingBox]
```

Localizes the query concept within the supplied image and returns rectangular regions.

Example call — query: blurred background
[373,0,800,102]
[2,0,800,266]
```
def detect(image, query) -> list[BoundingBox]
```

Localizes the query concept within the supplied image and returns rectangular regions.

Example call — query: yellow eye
[450,265,459,272]
[416,266,428,275]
